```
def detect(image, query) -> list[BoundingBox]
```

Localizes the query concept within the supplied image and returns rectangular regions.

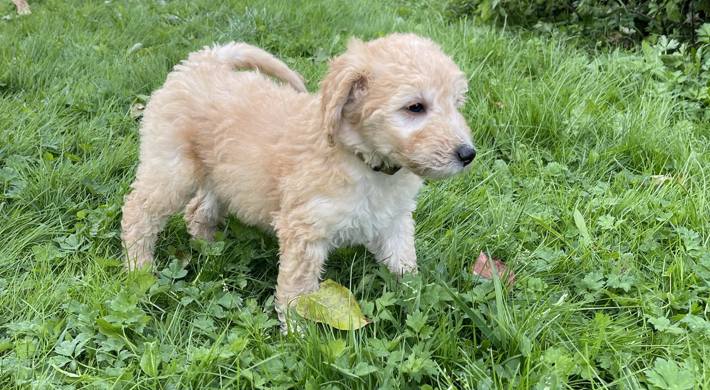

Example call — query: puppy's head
[321,33,475,179]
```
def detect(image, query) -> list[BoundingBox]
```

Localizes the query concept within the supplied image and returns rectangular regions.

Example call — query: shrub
[447,1,709,47]
[447,1,710,120]
[640,26,710,120]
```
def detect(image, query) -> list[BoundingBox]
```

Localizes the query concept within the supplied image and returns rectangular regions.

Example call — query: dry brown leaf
[471,251,516,285]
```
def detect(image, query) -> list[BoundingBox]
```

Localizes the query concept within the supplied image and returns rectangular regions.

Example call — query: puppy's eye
[407,103,425,113]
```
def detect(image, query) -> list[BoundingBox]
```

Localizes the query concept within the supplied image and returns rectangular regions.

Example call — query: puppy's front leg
[274,227,328,332]
[368,213,418,276]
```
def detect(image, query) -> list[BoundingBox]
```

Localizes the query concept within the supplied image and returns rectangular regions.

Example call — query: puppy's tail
[187,42,307,93]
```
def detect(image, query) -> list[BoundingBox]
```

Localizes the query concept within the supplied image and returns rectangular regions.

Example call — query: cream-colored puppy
[121,33,476,325]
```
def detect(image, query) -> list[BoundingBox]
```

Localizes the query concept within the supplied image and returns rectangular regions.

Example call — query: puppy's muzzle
[455,144,476,167]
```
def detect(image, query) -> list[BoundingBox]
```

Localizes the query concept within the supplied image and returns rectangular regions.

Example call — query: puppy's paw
[387,261,418,278]
[276,304,305,336]
[13,0,31,15]
[124,256,154,272]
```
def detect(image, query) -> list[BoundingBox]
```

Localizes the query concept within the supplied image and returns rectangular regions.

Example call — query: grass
[1,0,709,388]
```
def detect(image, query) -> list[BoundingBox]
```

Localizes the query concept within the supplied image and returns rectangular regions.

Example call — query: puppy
[121,33,476,325]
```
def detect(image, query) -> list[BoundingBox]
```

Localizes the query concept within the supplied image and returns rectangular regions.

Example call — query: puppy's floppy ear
[320,39,369,146]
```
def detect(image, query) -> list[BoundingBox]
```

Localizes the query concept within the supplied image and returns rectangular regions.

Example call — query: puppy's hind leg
[121,158,198,271]
[184,188,223,241]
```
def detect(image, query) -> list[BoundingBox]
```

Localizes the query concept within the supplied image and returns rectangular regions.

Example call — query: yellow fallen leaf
[294,279,370,330]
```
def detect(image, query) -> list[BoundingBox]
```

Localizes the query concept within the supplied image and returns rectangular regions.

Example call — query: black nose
[456,145,476,166]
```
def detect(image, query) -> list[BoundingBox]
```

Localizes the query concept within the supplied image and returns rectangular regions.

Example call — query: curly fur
[120,34,475,326]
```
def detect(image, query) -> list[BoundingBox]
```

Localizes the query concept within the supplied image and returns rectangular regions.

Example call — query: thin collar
[354,152,401,175]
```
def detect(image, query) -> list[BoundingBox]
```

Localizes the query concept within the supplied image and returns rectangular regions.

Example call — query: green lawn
[1,0,709,388]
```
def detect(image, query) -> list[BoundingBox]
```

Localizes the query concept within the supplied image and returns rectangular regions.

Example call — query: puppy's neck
[335,123,400,175]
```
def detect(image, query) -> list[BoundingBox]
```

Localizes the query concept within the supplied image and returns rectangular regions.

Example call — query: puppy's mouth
[411,166,462,180]
[404,159,471,180]
[353,150,472,178]
[402,145,477,179]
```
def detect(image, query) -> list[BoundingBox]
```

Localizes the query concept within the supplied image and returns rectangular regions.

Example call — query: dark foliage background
[447,0,710,121]
[447,0,708,47]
